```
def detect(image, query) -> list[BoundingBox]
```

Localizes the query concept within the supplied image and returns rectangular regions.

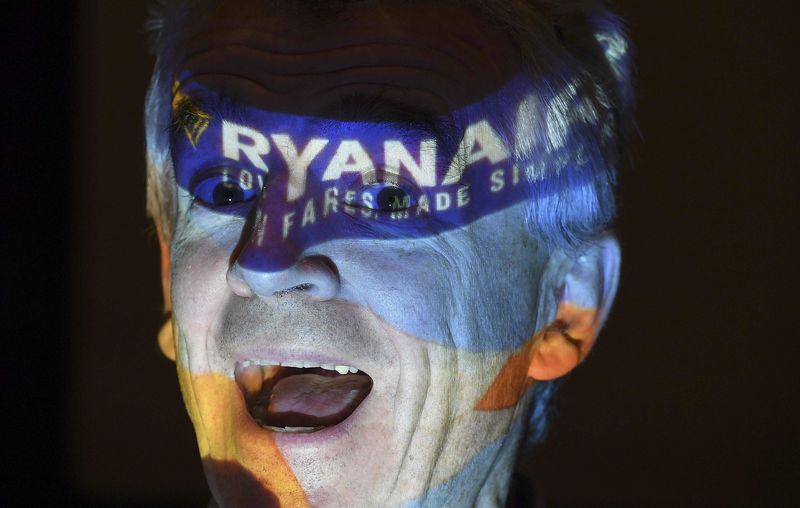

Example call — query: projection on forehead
[171,77,538,273]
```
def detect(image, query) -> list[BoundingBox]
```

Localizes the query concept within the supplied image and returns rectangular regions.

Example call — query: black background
[4,1,798,507]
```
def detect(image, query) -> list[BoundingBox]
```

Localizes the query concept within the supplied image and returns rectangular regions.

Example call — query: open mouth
[234,360,373,433]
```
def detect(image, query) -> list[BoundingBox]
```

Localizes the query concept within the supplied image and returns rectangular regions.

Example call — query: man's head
[144,1,632,505]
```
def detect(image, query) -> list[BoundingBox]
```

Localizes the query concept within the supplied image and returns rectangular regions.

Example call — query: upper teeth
[238,359,359,374]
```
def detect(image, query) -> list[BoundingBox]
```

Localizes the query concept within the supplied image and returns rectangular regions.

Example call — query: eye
[192,168,260,207]
[358,181,417,212]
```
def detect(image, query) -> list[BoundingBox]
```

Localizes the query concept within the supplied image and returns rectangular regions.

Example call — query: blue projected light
[171,76,538,272]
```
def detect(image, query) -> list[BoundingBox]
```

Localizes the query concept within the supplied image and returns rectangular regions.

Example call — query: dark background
[4,1,798,507]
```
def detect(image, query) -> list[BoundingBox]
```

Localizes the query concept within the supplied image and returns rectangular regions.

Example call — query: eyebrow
[321,92,450,137]
[169,89,459,145]
[169,92,248,143]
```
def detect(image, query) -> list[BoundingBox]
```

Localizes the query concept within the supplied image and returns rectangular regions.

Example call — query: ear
[529,234,620,380]
[155,224,176,362]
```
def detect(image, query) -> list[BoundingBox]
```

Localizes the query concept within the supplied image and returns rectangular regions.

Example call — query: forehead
[176,0,523,117]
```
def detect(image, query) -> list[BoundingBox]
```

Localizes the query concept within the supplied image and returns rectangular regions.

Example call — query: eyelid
[346,175,420,213]
[189,165,263,191]
[355,172,419,191]
[188,166,238,193]
[189,166,262,207]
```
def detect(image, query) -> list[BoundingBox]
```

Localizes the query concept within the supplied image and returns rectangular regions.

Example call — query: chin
[195,370,398,506]
[176,321,404,506]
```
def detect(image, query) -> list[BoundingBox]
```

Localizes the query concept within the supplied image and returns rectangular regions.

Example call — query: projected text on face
[171,79,533,271]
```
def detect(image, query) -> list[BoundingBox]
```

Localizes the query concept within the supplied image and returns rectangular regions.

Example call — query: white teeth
[240,359,359,373]
[241,360,279,367]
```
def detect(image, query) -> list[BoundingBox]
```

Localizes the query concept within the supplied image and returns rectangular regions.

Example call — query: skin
[156,1,621,506]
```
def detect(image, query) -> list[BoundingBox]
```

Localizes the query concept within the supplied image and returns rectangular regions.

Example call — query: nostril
[297,256,340,301]
[228,254,340,300]
[273,283,314,297]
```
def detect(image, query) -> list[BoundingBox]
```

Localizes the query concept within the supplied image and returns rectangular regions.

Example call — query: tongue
[266,373,372,428]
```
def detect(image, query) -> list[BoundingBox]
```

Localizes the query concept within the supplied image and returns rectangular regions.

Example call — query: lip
[231,362,377,447]
[230,347,376,436]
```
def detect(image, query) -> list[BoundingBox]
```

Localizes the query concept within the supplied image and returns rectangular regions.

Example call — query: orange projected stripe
[177,366,309,507]
[475,304,598,411]
[474,334,538,411]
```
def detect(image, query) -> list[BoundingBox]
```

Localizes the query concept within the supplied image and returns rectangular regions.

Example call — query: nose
[226,170,341,300]
[227,254,340,300]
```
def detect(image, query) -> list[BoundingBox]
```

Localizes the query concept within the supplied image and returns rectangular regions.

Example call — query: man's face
[167,2,562,506]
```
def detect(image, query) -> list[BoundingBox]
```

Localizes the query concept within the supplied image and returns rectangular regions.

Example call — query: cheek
[330,237,458,345]
[330,212,543,352]
[172,223,239,364]
[329,232,502,350]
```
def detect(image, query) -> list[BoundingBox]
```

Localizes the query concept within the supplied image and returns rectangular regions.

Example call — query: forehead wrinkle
[182,42,470,86]
[178,4,508,80]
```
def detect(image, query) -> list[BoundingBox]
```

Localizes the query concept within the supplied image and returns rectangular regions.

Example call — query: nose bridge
[237,170,300,270]
[229,178,340,299]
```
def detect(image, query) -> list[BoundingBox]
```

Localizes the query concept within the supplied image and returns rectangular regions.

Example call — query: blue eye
[359,182,417,212]
[192,169,260,207]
